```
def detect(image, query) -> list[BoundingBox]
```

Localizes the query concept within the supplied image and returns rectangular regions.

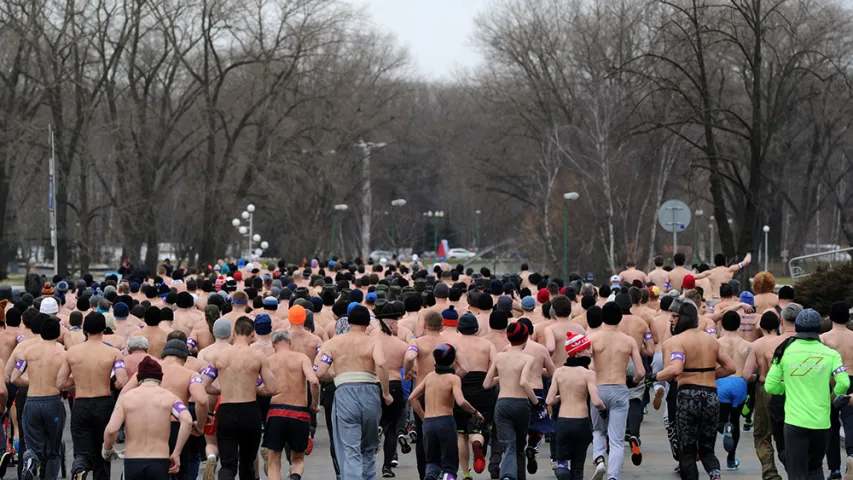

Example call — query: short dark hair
[778,285,794,300]
[654,256,664,267]
[234,316,254,336]
[719,283,733,298]
[41,316,61,340]
[551,295,572,317]
[586,305,603,328]
[714,254,726,267]
[520,263,529,271]
[167,330,188,342]
[674,253,686,266]
[722,311,741,332]
[626,260,636,267]
[760,311,780,332]
[69,311,83,327]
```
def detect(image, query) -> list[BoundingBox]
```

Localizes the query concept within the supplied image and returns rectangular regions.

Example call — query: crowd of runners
[0,250,851,480]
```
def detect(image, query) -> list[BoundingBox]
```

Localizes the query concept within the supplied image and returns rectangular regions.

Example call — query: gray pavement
[3,402,784,479]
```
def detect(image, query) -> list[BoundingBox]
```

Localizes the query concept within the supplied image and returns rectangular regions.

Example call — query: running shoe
[488,451,501,479]
[525,446,538,474]
[203,455,217,480]
[743,419,753,431]
[653,387,665,410]
[0,451,10,477]
[629,436,642,466]
[462,473,473,480]
[407,426,418,444]
[591,458,606,480]
[397,433,411,455]
[727,459,740,471]
[305,437,314,456]
[381,465,395,478]
[21,456,35,480]
[722,422,735,452]
[827,468,841,479]
[472,440,486,474]
[391,452,398,467]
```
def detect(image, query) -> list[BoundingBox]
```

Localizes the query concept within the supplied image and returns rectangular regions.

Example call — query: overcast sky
[360,0,490,80]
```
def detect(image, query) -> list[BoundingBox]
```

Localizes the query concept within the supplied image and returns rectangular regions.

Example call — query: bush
[793,262,853,316]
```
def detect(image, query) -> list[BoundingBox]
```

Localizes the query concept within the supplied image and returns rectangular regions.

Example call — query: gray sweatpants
[590,385,629,479]
[22,395,66,480]
[332,383,381,480]
[495,398,529,480]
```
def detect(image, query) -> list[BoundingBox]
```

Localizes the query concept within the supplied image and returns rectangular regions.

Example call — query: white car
[446,248,477,260]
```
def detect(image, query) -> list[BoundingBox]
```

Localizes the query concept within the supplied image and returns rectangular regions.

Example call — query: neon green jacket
[766,339,850,430]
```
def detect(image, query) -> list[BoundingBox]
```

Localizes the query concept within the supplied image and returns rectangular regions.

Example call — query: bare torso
[588,327,636,385]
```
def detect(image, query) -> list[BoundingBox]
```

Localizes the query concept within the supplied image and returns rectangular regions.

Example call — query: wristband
[705,328,717,335]
[171,401,188,419]
[670,351,685,362]
[14,359,27,373]
[643,331,653,342]
[15,334,24,344]
[407,345,419,353]
[312,364,319,371]
[113,360,126,372]
[738,262,744,270]
[190,376,204,385]
[187,338,197,349]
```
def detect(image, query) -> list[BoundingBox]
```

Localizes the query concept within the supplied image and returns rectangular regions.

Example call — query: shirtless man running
[372,306,410,478]
[692,253,751,299]
[821,301,853,478]
[264,330,319,480]
[314,305,391,480]
[586,302,645,480]
[484,322,541,480]
[443,312,496,479]
[197,317,233,479]
[57,312,128,480]
[103,356,193,479]
[741,310,786,480]
[206,316,276,480]
[11,316,66,480]
[716,311,752,470]
[652,297,736,480]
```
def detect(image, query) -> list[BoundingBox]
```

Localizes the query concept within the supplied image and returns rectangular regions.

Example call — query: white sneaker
[591,460,606,480]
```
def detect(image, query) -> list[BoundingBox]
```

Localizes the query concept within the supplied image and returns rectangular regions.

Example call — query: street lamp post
[331,204,349,258]
[475,210,481,251]
[563,192,580,280]
[763,225,770,272]
[355,139,387,260]
[391,199,406,254]
[694,209,704,263]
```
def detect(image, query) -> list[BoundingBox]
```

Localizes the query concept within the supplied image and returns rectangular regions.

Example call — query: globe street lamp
[562,192,580,280]
[763,225,770,272]
[232,218,241,227]
[331,204,349,258]
[694,209,704,263]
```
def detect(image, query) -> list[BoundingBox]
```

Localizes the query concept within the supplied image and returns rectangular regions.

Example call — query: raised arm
[729,253,751,272]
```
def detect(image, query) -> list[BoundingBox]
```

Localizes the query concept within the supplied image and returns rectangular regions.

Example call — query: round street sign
[658,200,692,233]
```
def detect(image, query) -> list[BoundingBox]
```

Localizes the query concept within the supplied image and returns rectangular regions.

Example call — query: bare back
[269,350,312,406]
[553,366,597,417]
[423,372,460,418]
[119,384,181,458]
[214,344,266,403]
[718,334,751,376]
[66,341,123,398]
[494,350,533,398]
[21,342,67,396]
[822,327,853,374]
[587,327,636,385]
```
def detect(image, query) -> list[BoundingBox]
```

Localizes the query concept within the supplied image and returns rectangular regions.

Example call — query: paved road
[2,402,789,479]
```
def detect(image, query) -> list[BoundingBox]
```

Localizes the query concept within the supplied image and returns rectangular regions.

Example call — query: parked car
[446,248,477,260]
[368,250,395,262]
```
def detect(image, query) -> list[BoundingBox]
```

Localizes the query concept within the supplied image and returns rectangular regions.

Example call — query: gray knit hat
[161,339,189,360]
[795,308,822,334]
[213,318,232,339]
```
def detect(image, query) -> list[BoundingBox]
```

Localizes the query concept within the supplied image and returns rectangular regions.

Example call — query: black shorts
[124,458,170,480]
[453,371,494,435]
[262,404,311,453]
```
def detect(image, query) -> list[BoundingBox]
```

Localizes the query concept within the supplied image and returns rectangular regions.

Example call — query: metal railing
[788,247,853,280]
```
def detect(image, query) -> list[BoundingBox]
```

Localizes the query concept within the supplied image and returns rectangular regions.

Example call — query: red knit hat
[536,288,550,304]
[682,274,696,290]
[565,332,591,357]
[507,322,529,346]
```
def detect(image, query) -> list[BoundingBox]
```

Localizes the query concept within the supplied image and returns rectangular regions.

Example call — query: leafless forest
[2,0,853,278]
